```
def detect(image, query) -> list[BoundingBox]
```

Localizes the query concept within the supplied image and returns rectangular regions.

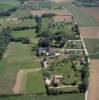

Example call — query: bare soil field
[79,7,99,20]
[53,15,72,22]
[88,60,99,100]
[31,9,72,17]
[80,27,99,39]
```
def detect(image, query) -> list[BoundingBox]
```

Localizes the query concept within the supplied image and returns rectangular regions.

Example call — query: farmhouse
[51,75,63,87]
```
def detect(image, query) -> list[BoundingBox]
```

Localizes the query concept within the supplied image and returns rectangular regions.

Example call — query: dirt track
[88,60,99,100]
[13,68,41,94]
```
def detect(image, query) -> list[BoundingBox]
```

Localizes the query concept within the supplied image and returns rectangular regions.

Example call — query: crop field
[31,1,99,27]
[84,39,99,59]
[80,27,99,39]
[88,60,99,100]
[65,4,99,26]
[0,42,41,94]
[79,7,99,21]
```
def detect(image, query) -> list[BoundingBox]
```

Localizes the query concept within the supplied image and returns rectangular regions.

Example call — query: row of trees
[0,7,17,16]
[0,28,12,59]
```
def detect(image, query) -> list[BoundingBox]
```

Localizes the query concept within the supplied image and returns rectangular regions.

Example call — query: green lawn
[0,93,85,100]
[26,71,46,94]
[0,42,41,94]
[84,39,99,59]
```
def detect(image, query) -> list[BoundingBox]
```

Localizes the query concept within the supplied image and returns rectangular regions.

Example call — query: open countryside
[0,0,99,100]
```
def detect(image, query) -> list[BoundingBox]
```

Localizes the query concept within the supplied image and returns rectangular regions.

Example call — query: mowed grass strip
[25,71,46,94]
[0,93,85,100]
[0,42,41,94]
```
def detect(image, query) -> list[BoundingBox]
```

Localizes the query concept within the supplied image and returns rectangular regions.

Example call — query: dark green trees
[0,28,12,59]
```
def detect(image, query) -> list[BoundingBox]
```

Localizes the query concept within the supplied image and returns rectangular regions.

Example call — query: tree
[17,0,29,4]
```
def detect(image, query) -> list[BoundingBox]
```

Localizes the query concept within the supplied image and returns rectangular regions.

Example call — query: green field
[0,42,41,94]
[26,71,46,94]
[84,39,99,59]
[0,0,20,6]
[12,29,36,39]
[0,3,14,9]
[65,4,99,26]
[0,93,84,100]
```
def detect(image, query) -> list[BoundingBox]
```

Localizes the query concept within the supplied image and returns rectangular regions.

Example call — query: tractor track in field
[12,68,41,94]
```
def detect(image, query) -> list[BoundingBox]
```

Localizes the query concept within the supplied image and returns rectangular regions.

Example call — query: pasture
[0,42,41,94]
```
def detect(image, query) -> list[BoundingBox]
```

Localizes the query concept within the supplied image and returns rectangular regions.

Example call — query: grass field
[26,71,46,94]
[11,29,38,44]
[0,0,20,6]
[12,29,36,39]
[0,42,41,94]
[0,3,14,9]
[84,39,99,59]
[0,93,84,100]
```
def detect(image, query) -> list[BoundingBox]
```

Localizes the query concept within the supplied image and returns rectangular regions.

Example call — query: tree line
[0,28,12,59]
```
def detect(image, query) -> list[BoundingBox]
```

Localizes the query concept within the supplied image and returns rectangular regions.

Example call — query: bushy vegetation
[0,7,17,17]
